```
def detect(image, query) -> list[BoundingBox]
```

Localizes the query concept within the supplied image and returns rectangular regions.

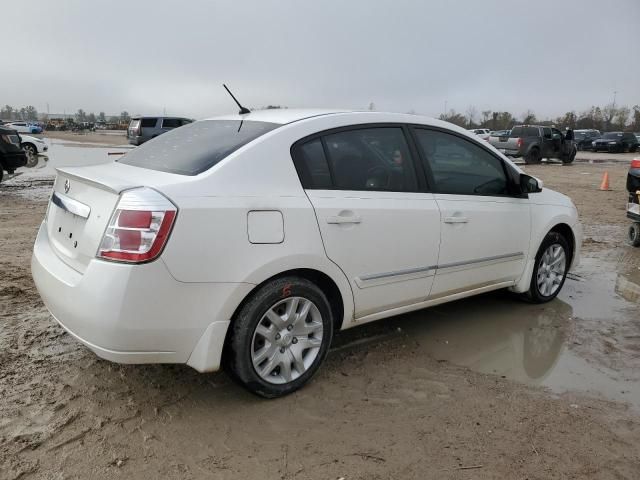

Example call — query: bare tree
[465,105,477,128]
[481,110,492,126]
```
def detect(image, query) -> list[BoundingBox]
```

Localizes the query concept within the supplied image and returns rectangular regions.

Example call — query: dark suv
[127,116,192,146]
[0,126,27,183]
[592,132,639,153]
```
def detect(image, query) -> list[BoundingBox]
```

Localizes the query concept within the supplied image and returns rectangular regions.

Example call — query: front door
[291,126,441,318]
[412,127,531,298]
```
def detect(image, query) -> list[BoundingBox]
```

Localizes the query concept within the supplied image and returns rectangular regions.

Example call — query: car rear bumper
[128,136,146,146]
[31,222,253,370]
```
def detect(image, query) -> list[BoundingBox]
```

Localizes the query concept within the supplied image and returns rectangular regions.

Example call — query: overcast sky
[2,0,639,120]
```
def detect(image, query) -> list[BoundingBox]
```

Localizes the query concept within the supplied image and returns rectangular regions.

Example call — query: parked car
[32,110,582,397]
[0,125,28,182]
[489,125,576,164]
[6,122,43,134]
[573,129,601,151]
[490,130,510,137]
[592,132,639,153]
[468,128,491,140]
[127,116,192,145]
[20,134,48,167]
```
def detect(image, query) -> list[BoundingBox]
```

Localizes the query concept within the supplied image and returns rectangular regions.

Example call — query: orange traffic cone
[599,171,610,191]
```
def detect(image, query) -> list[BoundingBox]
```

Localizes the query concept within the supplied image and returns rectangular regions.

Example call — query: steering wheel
[365,165,391,189]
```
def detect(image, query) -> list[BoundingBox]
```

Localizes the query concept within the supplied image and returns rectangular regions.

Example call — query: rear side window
[414,129,508,196]
[161,118,182,128]
[141,118,157,128]
[291,139,332,189]
[119,120,279,175]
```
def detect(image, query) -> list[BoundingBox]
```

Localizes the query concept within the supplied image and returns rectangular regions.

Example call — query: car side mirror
[520,174,543,194]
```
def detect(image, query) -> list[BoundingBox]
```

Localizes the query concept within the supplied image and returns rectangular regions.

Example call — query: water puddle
[339,255,640,410]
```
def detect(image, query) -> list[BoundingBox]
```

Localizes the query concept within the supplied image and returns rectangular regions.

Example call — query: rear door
[292,126,441,319]
[411,127,530,297]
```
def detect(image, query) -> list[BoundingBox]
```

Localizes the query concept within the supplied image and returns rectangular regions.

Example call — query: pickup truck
[489,125,576,164]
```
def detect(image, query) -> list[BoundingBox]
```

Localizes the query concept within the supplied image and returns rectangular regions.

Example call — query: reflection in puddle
[339,256,640,410]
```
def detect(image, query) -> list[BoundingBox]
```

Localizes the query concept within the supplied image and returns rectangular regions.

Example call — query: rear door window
[119,120,279,175]
[413,128,508,196]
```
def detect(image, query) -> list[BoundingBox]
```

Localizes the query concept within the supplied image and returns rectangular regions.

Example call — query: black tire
[522,231,571,303]
[562,147,576,164]
[630,146,638,153]
[629,223,640,247]
[225,276,334,398]
[23,144,38,167]
[0,167,3,184]
[524,147,541,165]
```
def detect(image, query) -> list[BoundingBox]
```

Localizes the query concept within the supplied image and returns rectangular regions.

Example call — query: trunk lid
[46,168,140,273]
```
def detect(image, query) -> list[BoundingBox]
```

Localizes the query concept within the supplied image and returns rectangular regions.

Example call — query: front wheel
[522,231,570,303]
[23,144,38,167]
[629,223,640,247]
[225,276,334,398]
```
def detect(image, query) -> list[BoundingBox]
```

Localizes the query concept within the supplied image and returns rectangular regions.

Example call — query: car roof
[205,108,350,125]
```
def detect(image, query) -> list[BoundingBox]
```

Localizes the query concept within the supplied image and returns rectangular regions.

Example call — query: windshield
[603,132,622,139]
[118,120,279,175]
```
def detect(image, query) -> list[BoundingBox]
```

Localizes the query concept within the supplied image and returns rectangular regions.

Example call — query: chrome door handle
[327,215,362,224]
[443,216,468,224]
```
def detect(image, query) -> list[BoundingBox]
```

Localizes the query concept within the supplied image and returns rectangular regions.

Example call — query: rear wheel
[524,148,541,165]
[0,167,3,183]
[629,223,640,247]
[522,231,570,303]
[630,145,638,153]
[225,276,334,398]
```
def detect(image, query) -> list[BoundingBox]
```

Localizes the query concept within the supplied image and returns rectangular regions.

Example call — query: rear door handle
[443,216,468,224]
[327,215,362,224]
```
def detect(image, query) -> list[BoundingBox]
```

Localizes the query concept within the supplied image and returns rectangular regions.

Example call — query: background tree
[18,107,27,120]
[75,109,87,122]
[631,106,640,131]
[602,103,617,130]
[120,111,130,123]
[24,105,38,121]
[465,105,477,128]
[613,106,630,130]
[522,110,537,124]
[439,109,467,128]
[108,116,120,123]
[87,112,96,123]
[98,112,106,123]
[1,105,14,120]
[481,110,492,127]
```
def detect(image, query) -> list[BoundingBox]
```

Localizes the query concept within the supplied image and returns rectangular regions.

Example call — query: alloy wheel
[536,244,566,297]
[251,296,324,384]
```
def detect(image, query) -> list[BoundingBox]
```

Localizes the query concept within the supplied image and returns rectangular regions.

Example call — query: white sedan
[31,109,582,397]
[20,134,48,166]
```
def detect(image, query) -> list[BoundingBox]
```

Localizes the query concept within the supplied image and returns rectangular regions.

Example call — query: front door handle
[327,215,362,224]
[443,216,469,224]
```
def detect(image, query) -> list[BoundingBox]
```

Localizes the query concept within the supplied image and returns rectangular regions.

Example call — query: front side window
[119,120,279,175]
[322,127,418,192]
[413,129,508,196]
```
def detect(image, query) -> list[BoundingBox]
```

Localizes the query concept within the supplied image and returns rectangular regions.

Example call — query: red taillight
[97,188,177,263]
[631,159,640,169]
[517,138,523,148]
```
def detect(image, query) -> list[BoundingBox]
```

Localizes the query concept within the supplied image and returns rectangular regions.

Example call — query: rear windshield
[510,126,539,137]
[118,120,279,175]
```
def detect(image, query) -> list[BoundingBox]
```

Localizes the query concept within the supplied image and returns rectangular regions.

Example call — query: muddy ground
[1,160,639,479]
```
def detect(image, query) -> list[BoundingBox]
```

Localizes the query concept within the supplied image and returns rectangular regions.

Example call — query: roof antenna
[223,84,251,115]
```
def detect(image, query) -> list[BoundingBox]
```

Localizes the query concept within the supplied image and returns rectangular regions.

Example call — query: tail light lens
[631,159,640,169]
[97,188,177,263]
[517,138,523,148]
